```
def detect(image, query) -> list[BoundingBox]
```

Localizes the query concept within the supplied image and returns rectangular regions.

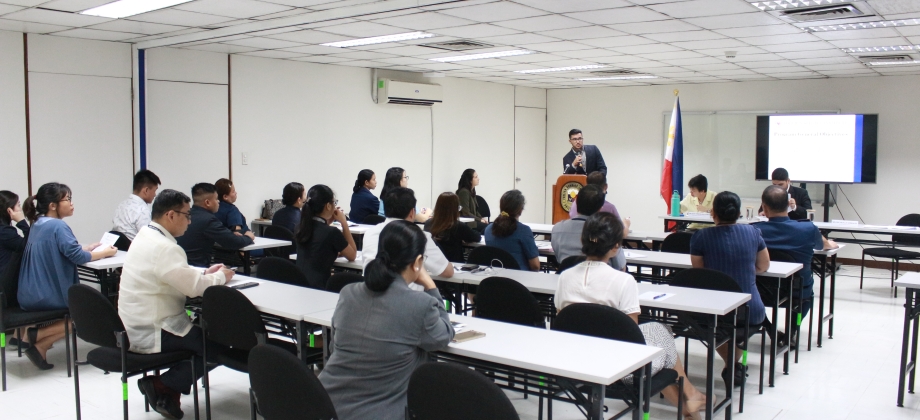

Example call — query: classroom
[2,0,920,419]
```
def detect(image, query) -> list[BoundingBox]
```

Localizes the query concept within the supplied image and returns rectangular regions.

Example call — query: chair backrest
[475,195,491,220]
[467,246,521,270]
[363,214,386,225]
[555,255,586,274]
[262,225,295,257]
[552,303,645,345]
[668,268,742,293]
[407,362,519,420]
[894,214,920,246]
[108,231,132,251]
[767,248,797,264]
[256,257,310,288]
[326,272,363,293]
[201,285,267,350]
[67,284,125,349]
[475,277,543,327]
[249,344,337,420]
[660,231,693,254]
[0,250,23,308]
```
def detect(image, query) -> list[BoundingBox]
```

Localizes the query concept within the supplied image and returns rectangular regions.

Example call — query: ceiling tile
[805,63,870,71]
[183,43,260,53]
[373,56,432,65]
[3,7,111,27]
[127,9,233,26]
[647,0,757,18]
[0,3,24,15]
[371,11,475,31]
[428,23,521,38]
[910,36,920,44]
[740,60,803,68]
[739,33,821,46]
[318,21,407,37]
[373,45,443,56]
[759,41,835,53]
[332,59,390,68]
[611,60,671,68]
[643,30,724,42]
[608,18,701,34]
[828,37,911,48]
[565,6,671,25]
[611,42,682,54]
[479,32,559,46]
[175,0,293,19]
[438,2,548,23]
[578,35,656,48]
[509,0,632,13]
[695,46,766,56]
[669,38,749,50]
[262,0,346,7]
[640,50,706,60]
[703,68,758,76]
[223,37,303,49]
[287,55,354,63]
[818,69,877,76]
[0,0,45,5]
[248,8,309,21]
[501,53,570,62]
[248,26,302,37]
[684,12,784,30]
[728,52,785,62]
[682,62,741,71]
[660,56,725,65]
[278,44,344,54]
[584,55,650,64]
[536,25,625,40]
[776,49,849,59]
[521,40,595,52]
[328,50,397,60]
[413,62,473,70]
[0,18,69,33]
[897,26,920,36]
[297,18,357,29]
[265,29,348,44]
[812,27,903,41]
[714,24,804,37]
[554,48,625,58]
[494,14,591,32]
[52,27,142,41]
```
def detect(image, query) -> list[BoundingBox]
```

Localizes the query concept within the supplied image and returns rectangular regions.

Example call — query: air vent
[857,54,913,63]
[420,40,493,51]
[781,4,866,21]
[590,69,640,75]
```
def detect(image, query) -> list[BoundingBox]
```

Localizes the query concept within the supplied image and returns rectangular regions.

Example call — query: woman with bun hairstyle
[319,220,453,419]
[17,182,117,370]
[348,169,379,223]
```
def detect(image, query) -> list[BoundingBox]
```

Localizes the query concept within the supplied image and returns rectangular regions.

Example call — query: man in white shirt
[363,187,453,287]
[112,169,161,240]
[119,188,234,419]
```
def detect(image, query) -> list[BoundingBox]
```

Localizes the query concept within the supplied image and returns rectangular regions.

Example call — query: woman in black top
[272,182,305,233]
[295,185,358,290]
[424,192,481,263]
[0,190,29,274]
[348,170,379,224]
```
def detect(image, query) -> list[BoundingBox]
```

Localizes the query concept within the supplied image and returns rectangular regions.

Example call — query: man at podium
[562,129,607,176]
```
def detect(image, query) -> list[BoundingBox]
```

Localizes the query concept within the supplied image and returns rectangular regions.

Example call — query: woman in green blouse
[456,169,488,233]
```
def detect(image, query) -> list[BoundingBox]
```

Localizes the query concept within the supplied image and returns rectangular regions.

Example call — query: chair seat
[2,307,69,329]
[85,347,193,373]
[214,338,299,373]
[863,247,920,259]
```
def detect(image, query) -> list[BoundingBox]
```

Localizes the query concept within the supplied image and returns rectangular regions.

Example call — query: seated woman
[294,185,357,290]
[556,212,706,420]
[214,178,251,234]
[378,167,430,223]
[483,190,540,271]
[0,190,29,274]
[272,182,305,233]
[456,168,488,232]
[680,174,717,230]
[348,169,379,224]
[424,192,481,263]
[690,191,770,388]
[17,183,117,369]
[318,220,453,420]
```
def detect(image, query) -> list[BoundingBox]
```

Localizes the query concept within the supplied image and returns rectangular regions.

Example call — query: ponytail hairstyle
[379,167,405,204]
[23,182,72,224]
[294,184,335,245]
[457,168,477,196]
[712,191,741,224]
[491,189,525,238]
[353,169,375,193]
[0,191,20,226]
[364,220,427,292]
[581,212,624,257]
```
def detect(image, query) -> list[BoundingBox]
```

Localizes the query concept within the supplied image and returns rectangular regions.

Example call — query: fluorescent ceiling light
[320,31,434,48]
[429,50,533,62]
[843,45,920,53]
[578,75,658,81]
[805,19,920,32]
[865,60,920,66]
[82,0,193,19]
[750,0,844,11]
[515,65,606,74]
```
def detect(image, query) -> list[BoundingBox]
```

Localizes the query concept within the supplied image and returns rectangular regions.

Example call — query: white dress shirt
[118,222,226,354]
[362,218,451,291]
[555,261,641,315]
[112,194,152,240]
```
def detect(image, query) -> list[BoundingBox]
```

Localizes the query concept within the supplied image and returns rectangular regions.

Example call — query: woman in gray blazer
[318,220,454,420]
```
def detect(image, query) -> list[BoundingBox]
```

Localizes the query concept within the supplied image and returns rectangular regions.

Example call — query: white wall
[547,75,920,258]
[0,30,28,197]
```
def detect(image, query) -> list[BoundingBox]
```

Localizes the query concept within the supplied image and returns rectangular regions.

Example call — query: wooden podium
[552,174,587,224]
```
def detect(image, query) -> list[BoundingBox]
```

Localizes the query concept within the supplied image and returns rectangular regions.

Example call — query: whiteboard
[662,110,837,201]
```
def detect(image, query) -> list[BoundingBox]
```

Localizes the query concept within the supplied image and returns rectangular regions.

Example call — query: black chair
[660,231,693,254]
[67,284,199,420]
[475,195,492,223]
[327,272,363,293]
[248,344,337,420]
[363,214,386,225]
[262,225,295,258]
[475,277,543,327]
[467,246,520,270]
[555,255,586,274]
[860,214,920,298]
[1,250,72,391]
[108,231,132,251]
[669,268,766,410]
[256,257,310,288]
[200,285,320,420]
[757,249,807,362]
[407,362,519,420]
[553,303,683,420]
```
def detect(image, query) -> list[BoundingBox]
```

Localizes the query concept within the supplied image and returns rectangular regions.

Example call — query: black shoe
[155,395,184,419]
[23,346,54,370]
[721,364,746,389]
[137,376,159,407]
[6,335,32,349]
[776,331,797,350]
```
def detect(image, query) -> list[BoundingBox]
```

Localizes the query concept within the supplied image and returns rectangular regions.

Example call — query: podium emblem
[559,182,583,213]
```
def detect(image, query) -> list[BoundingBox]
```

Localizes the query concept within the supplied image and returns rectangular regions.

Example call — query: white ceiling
[2,0,920,88]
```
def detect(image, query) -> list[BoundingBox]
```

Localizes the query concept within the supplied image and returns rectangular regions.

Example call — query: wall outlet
[242,152,249,165]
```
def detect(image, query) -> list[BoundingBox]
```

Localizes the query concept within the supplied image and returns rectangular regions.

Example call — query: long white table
[215,237,292,275]
[78,251,128,299]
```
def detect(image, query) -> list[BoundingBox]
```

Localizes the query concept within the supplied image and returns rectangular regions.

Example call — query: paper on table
[226,277,261,287]
[92,232,120,252]
[624,251,646,258]
[450,321,468,333]
[638,291,675,301]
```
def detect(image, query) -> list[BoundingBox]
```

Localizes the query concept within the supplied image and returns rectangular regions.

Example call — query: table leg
[322,326,331,363]
[769,281,779,387]
[829,254,837,339]
[643,364,651,420]
[295,321,308,365]
[910,302,919,395]
[589,384,605,420]
[784,276,793,375]
[243,251,252,276]
[706,314,717,420]
[726,311,736,420]
[817,255,827,349]
[898,288,914,407]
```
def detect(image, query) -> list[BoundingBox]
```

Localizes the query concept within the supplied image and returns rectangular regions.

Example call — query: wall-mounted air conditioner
[377,79,443,106]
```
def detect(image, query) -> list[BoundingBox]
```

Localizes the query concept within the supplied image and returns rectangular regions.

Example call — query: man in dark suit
[758,167,812,220]
[562,128,607,176]
[177,182,254,267]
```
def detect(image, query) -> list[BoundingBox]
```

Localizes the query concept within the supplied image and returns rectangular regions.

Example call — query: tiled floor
[3,266,920,419]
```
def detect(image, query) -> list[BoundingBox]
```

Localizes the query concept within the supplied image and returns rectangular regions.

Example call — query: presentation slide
[767,115,859,183]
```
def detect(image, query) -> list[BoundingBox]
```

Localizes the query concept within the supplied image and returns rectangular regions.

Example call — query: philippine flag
[660,97,683,212]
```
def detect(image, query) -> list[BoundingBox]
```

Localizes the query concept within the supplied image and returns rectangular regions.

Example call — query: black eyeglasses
[174,210,192,221]
[59,196,72,203]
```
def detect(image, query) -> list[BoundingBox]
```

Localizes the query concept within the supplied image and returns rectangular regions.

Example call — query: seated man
[177,183,254,267]
[118,189,234,419]
[680,174,717,230]
[568,171,625,222]
[759,167,812,220]
[112,169,161,241]
[752,185,837,343]
[363,187,453,288]
[552,185,626,271]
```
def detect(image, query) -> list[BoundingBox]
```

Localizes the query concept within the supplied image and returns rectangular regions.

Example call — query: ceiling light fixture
[82,0,193,19]
[578,75,658,81]
[321,31,434,48]
[843,45,920,53]
[515,65,606,74]
[750,0,844,11]
[865,60,920,66]
[429,49,533,62]
[805,18,920,32]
